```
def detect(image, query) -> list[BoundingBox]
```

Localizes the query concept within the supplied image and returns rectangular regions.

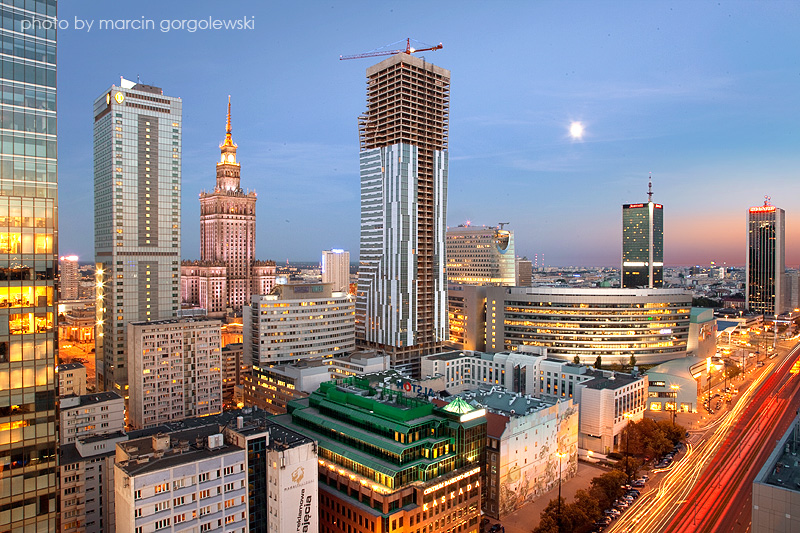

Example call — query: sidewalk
[496,462,607,533]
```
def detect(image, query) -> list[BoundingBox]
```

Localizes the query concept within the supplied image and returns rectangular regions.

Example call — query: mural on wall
[497,401,578,517]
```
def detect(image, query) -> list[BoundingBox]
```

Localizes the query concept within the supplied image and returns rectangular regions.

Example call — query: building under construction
[356,52,450,378]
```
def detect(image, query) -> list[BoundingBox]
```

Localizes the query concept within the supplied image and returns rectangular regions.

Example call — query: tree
[613,455,641,480]
[590,470,627,511]
[656,419,687,444]
[595,356,602,369]
[629,355,637,369]
[573,355,581,365]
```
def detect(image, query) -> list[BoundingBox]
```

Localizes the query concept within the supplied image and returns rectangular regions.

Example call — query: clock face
[114,92,125,104]
[227,154,235,162]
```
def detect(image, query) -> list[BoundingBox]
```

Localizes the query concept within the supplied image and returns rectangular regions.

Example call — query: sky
[56,1,800,267]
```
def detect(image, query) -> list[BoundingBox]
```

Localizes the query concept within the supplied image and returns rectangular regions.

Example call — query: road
[607,339,800,533]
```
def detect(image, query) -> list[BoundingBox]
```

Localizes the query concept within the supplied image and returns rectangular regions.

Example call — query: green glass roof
[442,397,475,414]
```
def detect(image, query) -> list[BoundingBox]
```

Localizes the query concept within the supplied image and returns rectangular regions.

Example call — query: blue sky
[57,1,800,267]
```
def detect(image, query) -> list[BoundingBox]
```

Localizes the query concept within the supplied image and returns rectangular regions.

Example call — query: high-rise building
[181,99,276,315]
[446,225,516,285]
[621,179,663,288]
[127,318,223,429]
[60,254,80,300]
[0,2,59,530]
[321,248,350,293]
[746,198,786,316]
[356,53,450,377]
[515,257,532,286]
[94,78,182,397]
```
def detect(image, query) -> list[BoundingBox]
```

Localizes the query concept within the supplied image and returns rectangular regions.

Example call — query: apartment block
[58,362,88,397]
[59,391,125,446]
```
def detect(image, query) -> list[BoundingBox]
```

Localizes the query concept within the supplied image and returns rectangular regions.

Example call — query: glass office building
[93,79,181,397]
[0,1,59,530]
[746,200,786,316]
[622,201,663,288]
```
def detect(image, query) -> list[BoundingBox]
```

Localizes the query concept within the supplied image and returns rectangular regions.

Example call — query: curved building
[485,287,692,365]
[446,224,516,286]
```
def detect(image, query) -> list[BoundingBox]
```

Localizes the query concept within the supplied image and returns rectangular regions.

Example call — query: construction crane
[498,222,510,230]
[339,38,443,61]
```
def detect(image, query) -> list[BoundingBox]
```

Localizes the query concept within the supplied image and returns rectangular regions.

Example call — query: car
[614,500,629,509]
[628,488,641,495]
[626,491,640,499]
[489,525,502,533]
[623,496,634,503]
[632,480,645,487]
[605,509,621,517]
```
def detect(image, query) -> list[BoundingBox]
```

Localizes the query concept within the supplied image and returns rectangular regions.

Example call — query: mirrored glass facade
[0,1,59,530]
[622,202,663,288]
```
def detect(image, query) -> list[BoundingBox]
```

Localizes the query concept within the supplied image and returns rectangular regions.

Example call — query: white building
[321,249,350,293]
[60,431,128,533]
[578,372,648,455]
[59,392,125,446]
[60,255,80,300]
[58,362,87,397]
[127,318,223,429]
[115,429,248,533]
[94,78,182,395]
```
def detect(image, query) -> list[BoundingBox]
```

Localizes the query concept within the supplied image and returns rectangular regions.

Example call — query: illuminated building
[0,2,58,530]
[57,362,87,397]
[485,287,692,365]
[622,178,663,288]
[446,225,516,286]
[60,254,80,300]
[243,283,355,413]
[746,198,786,316]
[276,378,486,533]
[126,318,223,429]
[752,413,800,532]
[515,258,532,286]
[181,99,276,315]
[356,53,450,378]
[59,391,124,446]
[94,78,182,397]
[447,284,488,351]
[322,248,350,293]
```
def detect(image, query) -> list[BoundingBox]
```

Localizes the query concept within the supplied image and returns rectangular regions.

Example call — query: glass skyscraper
[746,199,785,316]
[0,1,59,530]
[621,198,663,289]
[93,79,181,397]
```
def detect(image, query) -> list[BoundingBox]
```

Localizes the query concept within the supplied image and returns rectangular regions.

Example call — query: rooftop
[581,371,643,390]
[457,387,553,417]
[57,363,85,371]
[756,414,800,494]
[60,391,123,409]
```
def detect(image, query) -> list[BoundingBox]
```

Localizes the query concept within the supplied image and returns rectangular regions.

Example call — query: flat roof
[62,391,123,407]
[57,363,85,371]
[582,372,642,390]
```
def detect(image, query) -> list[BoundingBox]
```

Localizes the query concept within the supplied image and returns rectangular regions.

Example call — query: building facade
[181,99,276,315]
[752,414,800,533]
[746,199,786,316]
[60,254,80,299]
[621,181,663,288]
[94,78,182,397]
[127,318,223,429]
[356,53,450,378]
[447,284,488,351]
[277,379,485,533]
[485,287,692,365]
[0,2,59,530]
[58,362,88,397]
[59,391,125,446]
[515,258,532,287]
[321,249,350,293]
[446,225,516,286]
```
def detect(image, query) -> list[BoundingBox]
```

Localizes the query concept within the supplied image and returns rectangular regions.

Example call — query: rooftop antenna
[764,195,772,206]
[648,173,653,203]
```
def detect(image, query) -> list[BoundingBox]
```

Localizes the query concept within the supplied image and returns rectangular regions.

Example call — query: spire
[222,95,234,147]
[648,173,653,203]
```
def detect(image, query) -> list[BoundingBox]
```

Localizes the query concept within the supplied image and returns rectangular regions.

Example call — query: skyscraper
[181,98,275,314]
[622,178,663,288]
[59,254,80,300]
[94,79,182,396]
[446,224,516,285]
[321,248,350,293]
[0,1,59,530]
[746,198,786,316]
[356,53,450,377]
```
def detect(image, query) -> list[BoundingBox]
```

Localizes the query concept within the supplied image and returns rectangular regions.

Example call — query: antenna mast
[648,173,653,203]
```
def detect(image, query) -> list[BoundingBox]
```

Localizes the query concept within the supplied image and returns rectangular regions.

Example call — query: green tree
[613,455,641,481]
[595,356,602,369]
[656,419,687,444]
[590,469,627,511]
[573,355,581,365]
[629,355,637,368]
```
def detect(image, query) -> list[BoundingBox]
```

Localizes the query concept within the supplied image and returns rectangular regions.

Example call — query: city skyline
[56,1,800,266]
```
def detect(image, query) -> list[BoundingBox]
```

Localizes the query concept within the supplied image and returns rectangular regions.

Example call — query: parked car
[632,480,645,487]
[605,509,621,517]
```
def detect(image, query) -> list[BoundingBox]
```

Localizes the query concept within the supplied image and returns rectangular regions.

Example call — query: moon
[569,121,584,140]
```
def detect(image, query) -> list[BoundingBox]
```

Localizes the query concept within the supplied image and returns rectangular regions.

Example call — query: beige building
[59,255,80,300]
[127,318,223,429]
[59,392,125,446]
[322,249,350,293]
[58,362,87,397]
[446,225,516,286]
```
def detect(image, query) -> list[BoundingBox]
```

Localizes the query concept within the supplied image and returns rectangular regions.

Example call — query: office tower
[746,198,786,316]
[516,257,532,286]
[126,318,223,429]
[94,79,182,397]
[0,2,59,530]
[60,254,80,299]
[321,248,350,293]
[446,224,516,285]
[356,53,450,377]
[276,379,485,533]
[622,178,663,288]
[181,99,276,315]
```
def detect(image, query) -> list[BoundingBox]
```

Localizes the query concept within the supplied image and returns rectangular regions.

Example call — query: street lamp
[556,450,568,533]
[670,384,680,426]
[623,412,635,483]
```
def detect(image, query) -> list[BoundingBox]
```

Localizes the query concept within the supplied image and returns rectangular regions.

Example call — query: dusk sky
[57,1,800,267]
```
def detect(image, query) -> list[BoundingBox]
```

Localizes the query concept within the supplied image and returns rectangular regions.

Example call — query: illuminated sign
[423,467,481,495]
[460,408,487,423]
[659,328,673,335]
[654,204,663,209]
[114,91,125,104]
[625,204,644,209]
[401,380,436,396]
[749,206,776,213]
